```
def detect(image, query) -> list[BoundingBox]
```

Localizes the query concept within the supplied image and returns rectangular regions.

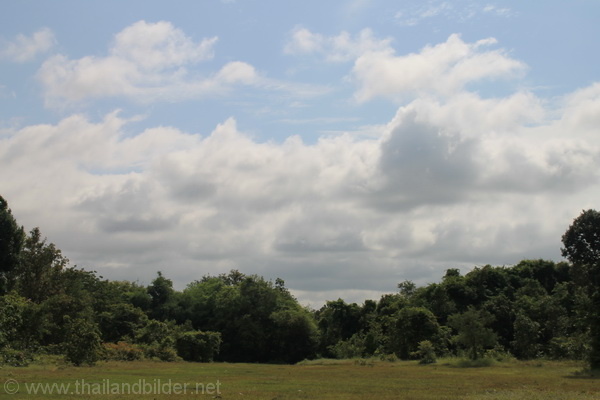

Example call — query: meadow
[2,358,599,399]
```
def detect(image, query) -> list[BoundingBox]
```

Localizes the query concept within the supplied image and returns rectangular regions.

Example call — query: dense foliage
[0,195,598,369]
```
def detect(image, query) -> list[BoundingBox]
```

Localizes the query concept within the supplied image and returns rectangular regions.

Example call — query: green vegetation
[1,194,600,376]
[1,358,599,399]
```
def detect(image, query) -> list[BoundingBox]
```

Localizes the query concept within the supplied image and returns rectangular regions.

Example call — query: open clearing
[2,359,599,399]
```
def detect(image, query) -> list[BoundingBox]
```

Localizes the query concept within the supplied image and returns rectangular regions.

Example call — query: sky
[1,0,600,307]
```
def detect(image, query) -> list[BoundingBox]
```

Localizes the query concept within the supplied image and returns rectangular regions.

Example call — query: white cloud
[352,34,526,102]
[36,20,326,108]
[285,29,525,103]
[36,21,266,106]
[3,74,600,304]
[4,28,600,305]
[110,20,217,69]
[285,27,392,62]
[0,28,56,62]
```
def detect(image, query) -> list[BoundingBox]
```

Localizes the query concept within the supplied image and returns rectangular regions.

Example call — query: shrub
[63,317,102,366]
[485,345,515,362]
[548,335,590,360]
[141,342,179,362]
[329,334,366,359]
[134,319,179,362]
[103,341,144,361]
[0,347,33,367]
[175,331,221,362]
[415,340,437,364]
[376,349,398,362]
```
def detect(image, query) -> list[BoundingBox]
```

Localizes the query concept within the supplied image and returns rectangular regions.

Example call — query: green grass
[1,358,599,399]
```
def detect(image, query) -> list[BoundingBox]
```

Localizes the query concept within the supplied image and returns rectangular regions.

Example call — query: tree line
[1,195,600,369]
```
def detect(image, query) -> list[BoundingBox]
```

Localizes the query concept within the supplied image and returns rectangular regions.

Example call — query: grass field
[2,358,599,399]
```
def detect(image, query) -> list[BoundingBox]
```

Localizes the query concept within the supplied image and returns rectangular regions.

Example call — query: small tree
[64,316,102,366]
[448,307,497,360]
[511,313,540,359]
[416,340,437,364]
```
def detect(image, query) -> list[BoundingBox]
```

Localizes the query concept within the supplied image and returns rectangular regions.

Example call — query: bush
[64,317,102,366]
[134,319,179,362]
[329,334,366,359]
[103,341,144,361]
[415,340,437,364]
[175,331,221,362]
[376,350,398,362]
[548,335,590,360]
[485,345,515,362]
[141,342,179,362]
[0,347,33,367]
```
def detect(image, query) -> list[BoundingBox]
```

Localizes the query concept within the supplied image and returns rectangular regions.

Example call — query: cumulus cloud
[3,75,600,304]
[352,34,526,101]
[0,28,56,62]
[36,21,265,106]
[111,20,216,69]
[285,29,525,102]
[4,29,600,305]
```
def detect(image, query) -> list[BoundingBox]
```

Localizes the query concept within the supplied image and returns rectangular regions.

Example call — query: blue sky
[1,1,600,306]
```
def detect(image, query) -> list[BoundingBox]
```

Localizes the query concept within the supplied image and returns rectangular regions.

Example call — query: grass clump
[446,357,495,368]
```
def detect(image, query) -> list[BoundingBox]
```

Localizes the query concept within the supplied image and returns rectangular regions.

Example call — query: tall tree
[561,209,600,369]
[448,307,497,360]
[0,195,25,294]
[390,307,439,359]
[16,228,68,302]
[147,271,177,321]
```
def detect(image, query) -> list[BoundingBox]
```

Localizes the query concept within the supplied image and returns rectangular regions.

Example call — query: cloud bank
[2,22,600,306]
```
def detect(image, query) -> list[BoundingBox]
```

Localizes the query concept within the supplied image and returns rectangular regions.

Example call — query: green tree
[316,299,362,357]
[180,271,318,363]
[16,228,68,302]
[98,303,148,342]
[63,316,102,366]
[397,280,416,298]
[448,307,497,360]
[511,312,540,359]
[134,319,178,361]
[561,210,600,267]
[561,209,600,369]
[0,195,25,294]
[416,340,437,364]
[269,307,319,363]
[147,271,177,321]
[0,293,28,348]
[175,331,221,362]
[390,307,439,359]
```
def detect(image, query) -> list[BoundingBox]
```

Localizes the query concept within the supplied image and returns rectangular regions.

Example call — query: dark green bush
[175,331,221,362]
